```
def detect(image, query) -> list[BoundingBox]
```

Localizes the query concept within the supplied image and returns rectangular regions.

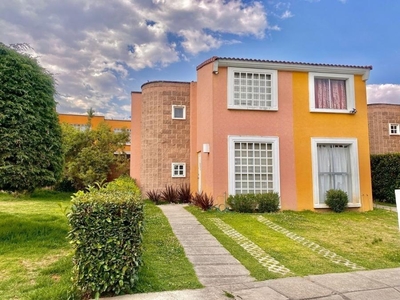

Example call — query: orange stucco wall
[130,92,142,186]
[292,72,373,211]
[58,113,131,152]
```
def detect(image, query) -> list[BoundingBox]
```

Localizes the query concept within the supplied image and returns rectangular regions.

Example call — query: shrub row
[67,176,143,299]
[370,153,400,204]
[146,184,192,204]
[226,192,280,213]
[146,184,214,211]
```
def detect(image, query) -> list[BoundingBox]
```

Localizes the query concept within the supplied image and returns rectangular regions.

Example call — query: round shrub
[257,192,280,213]
[325,189,348,213]
[227,194,257,213]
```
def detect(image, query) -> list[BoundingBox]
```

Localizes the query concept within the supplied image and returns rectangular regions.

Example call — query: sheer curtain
[317,145,351,204]
[314,79,346,109]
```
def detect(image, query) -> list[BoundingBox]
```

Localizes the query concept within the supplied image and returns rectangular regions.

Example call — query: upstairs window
[309,73,355,113]
[172,105,186,120]
[228,68,278,111]
[389,123,400,135]
[72,124,90,131]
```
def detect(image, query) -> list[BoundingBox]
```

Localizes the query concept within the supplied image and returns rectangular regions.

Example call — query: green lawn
[0,191,201,299]
[187,206,400,280]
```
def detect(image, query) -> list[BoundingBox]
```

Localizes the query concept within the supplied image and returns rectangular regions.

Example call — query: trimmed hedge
[227,192,280,213]
[371,153,400,204]
[67,177,143,299]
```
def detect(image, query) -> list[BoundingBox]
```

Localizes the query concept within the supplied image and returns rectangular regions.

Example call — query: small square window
[172,163,186,177]
[389,123,400,135]
[172,105,186,119]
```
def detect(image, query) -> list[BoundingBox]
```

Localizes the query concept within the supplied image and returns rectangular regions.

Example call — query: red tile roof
[196,56,373,71]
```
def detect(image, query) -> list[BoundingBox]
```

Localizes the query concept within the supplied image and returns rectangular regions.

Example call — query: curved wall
[140,81,191,193]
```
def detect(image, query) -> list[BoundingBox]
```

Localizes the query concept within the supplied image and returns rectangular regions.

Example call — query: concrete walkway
[103,204,400,300]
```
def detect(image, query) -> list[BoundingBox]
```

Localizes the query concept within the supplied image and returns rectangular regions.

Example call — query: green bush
[67,185,144,299]
[325,189,348,213]
[106,175,141,196]
[227,194,257,213]
[370,153,400,204]
[257,192,280,213]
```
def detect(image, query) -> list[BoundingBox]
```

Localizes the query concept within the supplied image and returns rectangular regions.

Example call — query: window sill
[228,106,278,111]
[310,109,355,114]
[314,203,361,209]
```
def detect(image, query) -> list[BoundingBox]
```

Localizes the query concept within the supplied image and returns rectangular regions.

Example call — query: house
[130,56,373,211]
[368,103,400,154]
[58,113,131,154]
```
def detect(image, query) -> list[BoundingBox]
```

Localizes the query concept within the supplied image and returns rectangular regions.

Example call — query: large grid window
[389,123,400,135]
[309,72,355,113]
[228,136,280,195]
[311,138,360,208]
[228,68,278,110]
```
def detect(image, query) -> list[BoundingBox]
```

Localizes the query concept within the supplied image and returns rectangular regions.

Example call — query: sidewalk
[103,204,400,300]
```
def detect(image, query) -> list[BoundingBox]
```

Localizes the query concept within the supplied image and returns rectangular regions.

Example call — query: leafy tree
[0,43,63,193]
[60,121,130,190]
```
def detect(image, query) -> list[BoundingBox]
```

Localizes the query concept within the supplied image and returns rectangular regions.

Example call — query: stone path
[158,204,255,287]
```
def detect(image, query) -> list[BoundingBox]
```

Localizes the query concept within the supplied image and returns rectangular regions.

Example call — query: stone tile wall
[368,104,400,154]
[140,82,191,193]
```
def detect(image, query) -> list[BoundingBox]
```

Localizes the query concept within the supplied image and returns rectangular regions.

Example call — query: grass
[0,191,201,299]
[186,206,400,281]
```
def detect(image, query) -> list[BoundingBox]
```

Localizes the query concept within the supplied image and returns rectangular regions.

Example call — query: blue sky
[1,0,399,119]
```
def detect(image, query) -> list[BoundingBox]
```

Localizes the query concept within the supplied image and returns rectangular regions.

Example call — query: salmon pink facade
[131,57,373,211]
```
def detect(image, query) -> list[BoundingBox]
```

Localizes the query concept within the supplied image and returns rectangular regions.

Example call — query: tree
[0,43,63,193]
[60,121,130,190]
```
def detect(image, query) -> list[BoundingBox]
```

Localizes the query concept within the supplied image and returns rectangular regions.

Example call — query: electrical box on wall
[203,143,210,153]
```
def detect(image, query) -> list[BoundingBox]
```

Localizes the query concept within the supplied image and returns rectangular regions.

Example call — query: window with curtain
[309,73,355,113]
[317,144,351,204]
[314,78,347,109]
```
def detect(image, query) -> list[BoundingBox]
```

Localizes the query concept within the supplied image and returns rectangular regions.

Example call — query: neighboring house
[130,56,373,211]
[58,113,131,154]
[368,103,400,154]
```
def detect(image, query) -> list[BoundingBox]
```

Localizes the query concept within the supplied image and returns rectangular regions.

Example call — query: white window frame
[311,138,360,208]
[389,123,400,135]
[228,135,280,196]
[171,162,186,178]
[172,105,186,120]
[227,67,278,111]
[309,72,355,113]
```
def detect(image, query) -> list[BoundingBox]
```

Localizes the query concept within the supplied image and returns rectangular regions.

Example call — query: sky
[1,0,399,119]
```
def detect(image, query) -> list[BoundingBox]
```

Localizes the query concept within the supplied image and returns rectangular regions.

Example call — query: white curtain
[317,145,351,204]
[315,79,346,109]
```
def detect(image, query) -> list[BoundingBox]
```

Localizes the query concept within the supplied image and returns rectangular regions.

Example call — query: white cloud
[367,84,400,104]
[0,0,272,118]
[281,10,294,19]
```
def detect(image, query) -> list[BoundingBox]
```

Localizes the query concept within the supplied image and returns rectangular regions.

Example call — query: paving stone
[199,276,255,287]
[356,268,400,287]
[183,246,231,255]
[307,272,387,293]
[343,288,400,300]
[186,254,241,265]
[233,286,289,300]
[194,265,250,277]
[265,277,334,300]
[179,239,222,248]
